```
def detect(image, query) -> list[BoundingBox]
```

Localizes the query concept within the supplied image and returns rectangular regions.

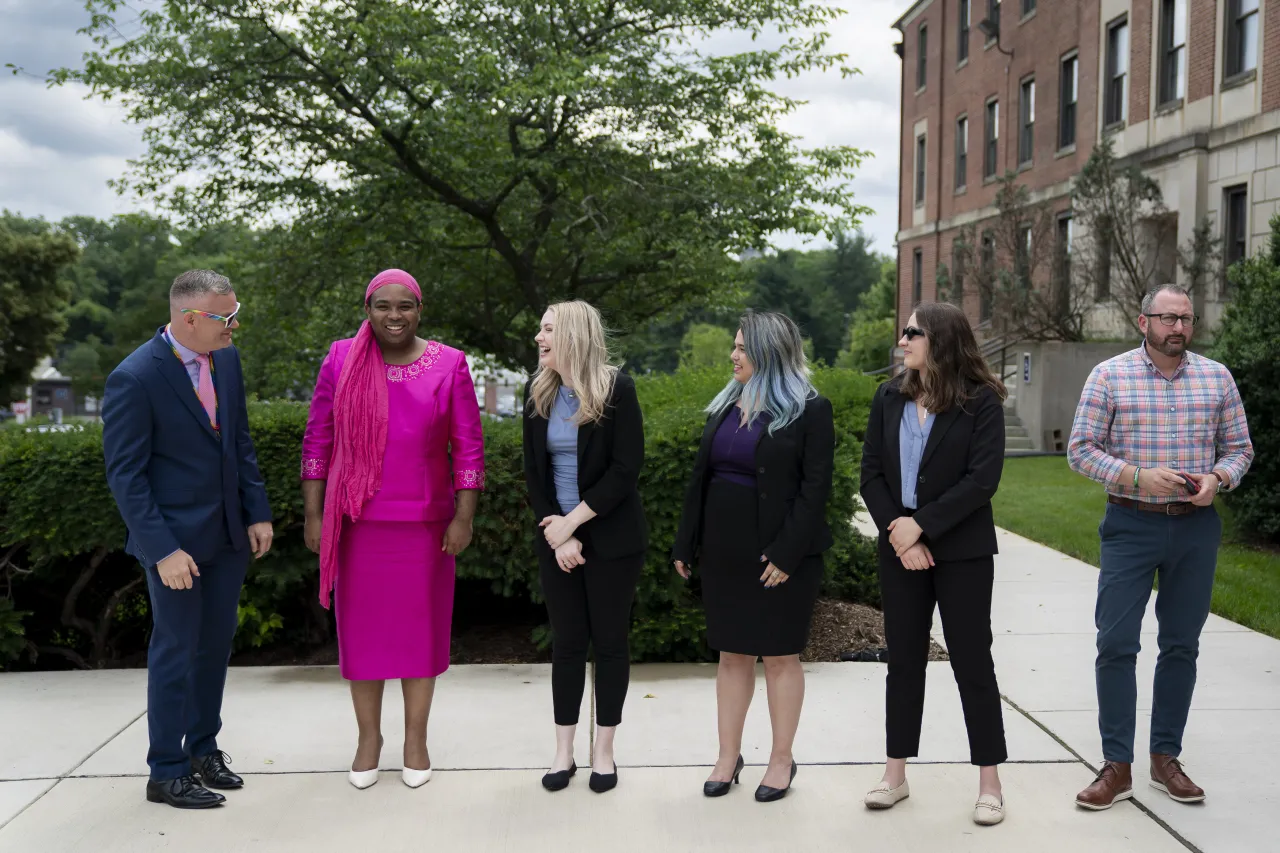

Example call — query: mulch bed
[802,598,949,663]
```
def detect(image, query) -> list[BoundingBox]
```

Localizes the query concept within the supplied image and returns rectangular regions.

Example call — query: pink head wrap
[319,269,423,607]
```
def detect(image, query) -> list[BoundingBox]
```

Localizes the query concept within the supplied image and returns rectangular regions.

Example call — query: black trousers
[538,542,643,728]
[878,542,1007,766]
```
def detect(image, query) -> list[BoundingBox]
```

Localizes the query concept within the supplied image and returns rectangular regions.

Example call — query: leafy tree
[678,323,735,371]
[836,260,897,372]
[0,214,80,406]
[1072,137,1221,332]
[61,0,870,375]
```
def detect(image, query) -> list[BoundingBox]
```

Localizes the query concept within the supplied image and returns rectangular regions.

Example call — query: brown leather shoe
[1075,761,1133,810]
[1150,754,1205,803]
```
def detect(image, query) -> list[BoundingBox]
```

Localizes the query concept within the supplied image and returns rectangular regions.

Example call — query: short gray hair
[1140,283,1190,314]
[170,269,233,304]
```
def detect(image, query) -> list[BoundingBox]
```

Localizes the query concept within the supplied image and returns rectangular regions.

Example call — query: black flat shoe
[192,750,244,790]
[754,761,798,803]
[541,761,577,791]
[703,755,745,797]
[146,775,226,809]
[589,763,618,794]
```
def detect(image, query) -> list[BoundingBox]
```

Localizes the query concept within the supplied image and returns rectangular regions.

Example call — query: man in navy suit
[102,269,273,809]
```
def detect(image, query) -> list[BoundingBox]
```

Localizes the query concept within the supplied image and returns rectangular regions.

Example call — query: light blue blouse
[899,400,935,510]
[548,386,581,514]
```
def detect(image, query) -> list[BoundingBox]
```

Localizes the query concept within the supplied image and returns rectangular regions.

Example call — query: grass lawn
[993,456,1280,639]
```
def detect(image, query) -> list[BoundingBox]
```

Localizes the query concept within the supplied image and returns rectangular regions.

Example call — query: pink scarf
[319,269,423,608]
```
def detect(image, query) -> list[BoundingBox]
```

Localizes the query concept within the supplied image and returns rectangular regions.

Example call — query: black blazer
[859,377,1005,561]
[672,396,835,575]
[522,372,647,559]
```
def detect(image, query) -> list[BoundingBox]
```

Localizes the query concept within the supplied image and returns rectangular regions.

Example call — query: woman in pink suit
[300,269,485,791]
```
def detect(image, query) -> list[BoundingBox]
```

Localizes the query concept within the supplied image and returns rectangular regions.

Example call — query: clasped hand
[539,514,578,549]
[887,516,923,557]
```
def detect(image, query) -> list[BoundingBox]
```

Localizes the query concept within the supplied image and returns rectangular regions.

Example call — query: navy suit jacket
[102,329,272,568]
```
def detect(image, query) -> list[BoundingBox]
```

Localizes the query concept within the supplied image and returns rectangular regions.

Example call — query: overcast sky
[0,0,905,254]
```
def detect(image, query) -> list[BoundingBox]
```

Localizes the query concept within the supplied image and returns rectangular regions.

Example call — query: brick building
[892,0,1278,339]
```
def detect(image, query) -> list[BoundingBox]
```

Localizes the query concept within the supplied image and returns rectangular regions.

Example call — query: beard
[1146,329,1189,357]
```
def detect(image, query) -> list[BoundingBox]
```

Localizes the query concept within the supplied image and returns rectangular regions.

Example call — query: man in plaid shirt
[1068,285,1253,811]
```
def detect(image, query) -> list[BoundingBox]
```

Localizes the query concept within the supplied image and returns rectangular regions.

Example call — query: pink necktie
[194,353,217,429]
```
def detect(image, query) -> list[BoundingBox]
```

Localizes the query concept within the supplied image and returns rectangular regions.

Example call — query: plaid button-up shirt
[1067,345,1253,503]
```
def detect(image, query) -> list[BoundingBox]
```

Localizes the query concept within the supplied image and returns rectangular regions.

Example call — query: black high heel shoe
[541,761,576,792]
[754,761,798,802]
[703,755,745,797]
[588,763,618,794]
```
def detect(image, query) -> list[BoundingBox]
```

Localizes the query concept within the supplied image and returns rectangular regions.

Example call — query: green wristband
[1133,467,1141,489]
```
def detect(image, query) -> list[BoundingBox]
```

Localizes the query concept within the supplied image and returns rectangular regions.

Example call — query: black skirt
[699,479,823,656]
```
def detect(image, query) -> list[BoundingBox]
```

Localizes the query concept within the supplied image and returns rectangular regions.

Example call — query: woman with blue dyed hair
[672,310,835,804]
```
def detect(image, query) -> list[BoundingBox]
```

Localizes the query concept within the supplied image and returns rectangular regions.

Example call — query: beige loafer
[864,778,910,809]
[974,793,1005,825]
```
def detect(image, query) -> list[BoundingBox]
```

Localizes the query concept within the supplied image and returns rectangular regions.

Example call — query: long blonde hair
[528,301,619,425]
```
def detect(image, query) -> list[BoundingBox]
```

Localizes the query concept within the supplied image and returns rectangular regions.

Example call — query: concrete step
[1005,436,1034,450]
[1006,425,1029,438]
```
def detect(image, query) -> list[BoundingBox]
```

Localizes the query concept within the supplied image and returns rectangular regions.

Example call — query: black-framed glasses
[1143,312,1198,327]
[901,326,927,341]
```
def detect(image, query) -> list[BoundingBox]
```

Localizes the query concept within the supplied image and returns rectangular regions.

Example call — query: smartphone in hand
[1180,474,1198,494]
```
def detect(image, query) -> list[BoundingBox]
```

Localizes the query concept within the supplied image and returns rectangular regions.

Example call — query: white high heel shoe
[349,737,383,790]
[402,766,433,788]
[348,767,380,790]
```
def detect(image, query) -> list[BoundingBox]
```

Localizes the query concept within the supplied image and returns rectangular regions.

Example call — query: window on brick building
[1095,223,1113,301]
[1105,17,1129,127]
[912,248,923,304]
[980,231,995,322]
[984,99,999,178]
[1226,0,1259,79]
[1016,225,1032,289]
[958,0,971,63]
[1021,0,1036,16]
[915,134,927,206]
[1158,0,1187,106]
[1018,78,1035,166]
[1055,213,1073,312]
[956,116,968,190]
[1223,185,1248,294]
[917,24,927,89]
[985,0,1000,45]
[1059,54,1078,150]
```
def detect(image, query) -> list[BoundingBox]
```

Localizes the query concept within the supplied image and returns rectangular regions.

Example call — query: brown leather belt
[1107,495,1202,516]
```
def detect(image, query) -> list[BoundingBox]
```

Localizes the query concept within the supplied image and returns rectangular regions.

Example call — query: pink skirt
[335,519,455,680]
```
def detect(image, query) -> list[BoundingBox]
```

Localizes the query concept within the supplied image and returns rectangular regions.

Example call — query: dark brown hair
[899,301,1007,412]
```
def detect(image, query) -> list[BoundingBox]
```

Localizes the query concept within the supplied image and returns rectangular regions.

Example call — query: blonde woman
[522,301,647,795]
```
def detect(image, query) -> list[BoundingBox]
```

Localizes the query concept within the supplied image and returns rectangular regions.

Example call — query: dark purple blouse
[709,409,771,487]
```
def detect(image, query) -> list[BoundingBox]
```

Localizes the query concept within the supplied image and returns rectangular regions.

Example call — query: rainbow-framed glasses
[181,302,241,328]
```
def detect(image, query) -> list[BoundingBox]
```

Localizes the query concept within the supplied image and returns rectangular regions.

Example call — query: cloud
[0,0,904,253]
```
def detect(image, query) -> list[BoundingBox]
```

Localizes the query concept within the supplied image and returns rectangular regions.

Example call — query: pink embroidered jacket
[301,338,486,523]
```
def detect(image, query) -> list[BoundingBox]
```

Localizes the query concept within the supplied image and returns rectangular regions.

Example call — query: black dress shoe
[589,763,618,794]
[192,750,244,790]
[146,775,226,809]
[754,761,798,803]
[541,761,577,791]
[704,755,745,797]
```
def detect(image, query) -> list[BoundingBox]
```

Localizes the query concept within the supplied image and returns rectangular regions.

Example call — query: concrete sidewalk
[0,524,1275,851]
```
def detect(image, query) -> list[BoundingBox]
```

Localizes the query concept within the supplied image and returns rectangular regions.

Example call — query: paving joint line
[0,708,145,834]
[5,758,1081,782]
[1001,693,1204,853]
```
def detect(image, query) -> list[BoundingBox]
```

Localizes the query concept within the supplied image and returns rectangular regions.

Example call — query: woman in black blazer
[859,301,1008,826]
[522,300,646,796]
[673,311,834,804]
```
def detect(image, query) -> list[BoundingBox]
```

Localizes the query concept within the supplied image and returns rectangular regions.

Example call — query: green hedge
[1214,215,1280,543]
[0,368,880,669]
